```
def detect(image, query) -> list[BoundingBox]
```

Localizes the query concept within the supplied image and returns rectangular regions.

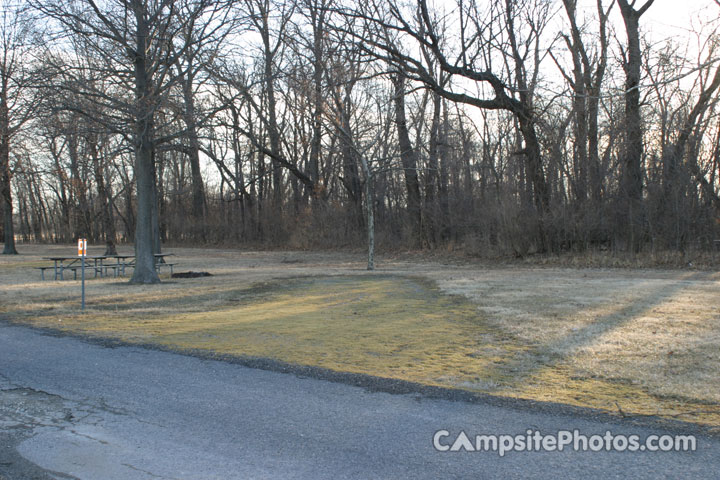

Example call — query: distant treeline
[2,0,720,265]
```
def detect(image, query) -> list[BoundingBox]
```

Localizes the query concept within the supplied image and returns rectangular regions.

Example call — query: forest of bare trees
[2,0,720,279]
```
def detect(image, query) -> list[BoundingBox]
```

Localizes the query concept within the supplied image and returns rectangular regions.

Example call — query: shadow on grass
[479,271,712,387]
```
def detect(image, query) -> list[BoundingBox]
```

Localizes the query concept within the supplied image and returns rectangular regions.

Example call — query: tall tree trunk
[257,151,265,239]
[358,153,374,270]
[518,114,550,213]
[438,101,450,239]
[392,74,423,246]
[181,69,207,241]
[588,0,611,205]
[231,104,252,240]
[338,92,363,231]
[123,173,136,243]
[152,148,162,255]
[568,52,588,203]
[618,0,655,252]
[424,93,441,245]
[27,174,44,241]
[1,79,16,254]
[259,7,284,215]
[340,138,363,231]
[562,0,592,205]
[90,141,117,255]
[130,2,159,284]
[1,152,16,254]
[308,0,325,194]
[504,0,550,217]
[67,133,92,240]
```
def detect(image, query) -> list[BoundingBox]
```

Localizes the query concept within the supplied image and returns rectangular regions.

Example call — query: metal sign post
[78,238,87,311]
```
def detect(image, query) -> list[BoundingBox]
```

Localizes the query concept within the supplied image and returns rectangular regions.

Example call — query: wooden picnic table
[39,253,176,280]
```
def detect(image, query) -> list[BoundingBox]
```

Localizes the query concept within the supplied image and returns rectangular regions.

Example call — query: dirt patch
[172,271,213,278]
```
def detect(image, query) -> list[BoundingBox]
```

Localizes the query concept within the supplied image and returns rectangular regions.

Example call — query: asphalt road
[0,323,718,480]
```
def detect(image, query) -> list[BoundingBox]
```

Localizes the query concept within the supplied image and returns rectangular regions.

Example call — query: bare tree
[343,0,553,219]
[1,4,42,254]
[667,44,720,213]
[325,73,396,270]
[35,0,231,282]
[617,0,655,251]
[243,0,294,214]
[556,0,613,206]
[292,0,332,193]
[391,73,423,246]
[1,0,717,259]
[170,1,236,241]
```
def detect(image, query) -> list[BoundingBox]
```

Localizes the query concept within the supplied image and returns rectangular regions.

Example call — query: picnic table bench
[36,264,77,281]
[40,256,105,281]
[39,253,176,280]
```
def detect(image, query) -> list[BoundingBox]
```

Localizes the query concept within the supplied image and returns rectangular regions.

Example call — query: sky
[642,0,715,32]
[580,0,718,44]
[564,0,718,89]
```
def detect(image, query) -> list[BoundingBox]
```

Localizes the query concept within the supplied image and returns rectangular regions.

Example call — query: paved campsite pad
[3,257,720,428]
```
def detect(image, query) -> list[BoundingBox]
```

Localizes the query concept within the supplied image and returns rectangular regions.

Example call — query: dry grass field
[1,244,720,428]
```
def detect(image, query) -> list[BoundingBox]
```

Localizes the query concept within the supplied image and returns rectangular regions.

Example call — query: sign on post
[78,238,87,310]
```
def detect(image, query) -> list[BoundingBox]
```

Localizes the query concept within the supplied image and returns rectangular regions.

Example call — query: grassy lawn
[2,245,720,429]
